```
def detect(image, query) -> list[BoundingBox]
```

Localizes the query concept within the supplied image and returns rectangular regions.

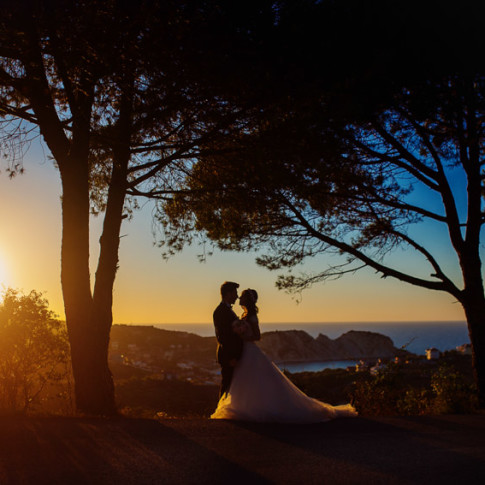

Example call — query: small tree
[0,288,70,414]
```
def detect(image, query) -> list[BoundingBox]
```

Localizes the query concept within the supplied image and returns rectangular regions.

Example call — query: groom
[213,281,243,398]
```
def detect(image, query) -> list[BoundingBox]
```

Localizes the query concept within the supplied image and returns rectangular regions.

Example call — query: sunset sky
[0,138,466,325]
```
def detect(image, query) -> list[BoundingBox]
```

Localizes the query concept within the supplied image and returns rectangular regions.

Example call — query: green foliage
[0,288,72,414]
[430,363,478,414]
[350,362,416,415]
[396,388,432,416]
[351,357,477,416]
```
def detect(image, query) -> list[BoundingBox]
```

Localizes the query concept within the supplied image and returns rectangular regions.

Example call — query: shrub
[286,368,363,405]
[0,288,72,414]
[350,362,412,415]
[350,357,477,416]
[430,363,477,414]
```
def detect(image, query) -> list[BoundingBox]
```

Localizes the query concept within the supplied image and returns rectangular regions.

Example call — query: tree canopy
[157,1,485,405]
[0,0,282,413]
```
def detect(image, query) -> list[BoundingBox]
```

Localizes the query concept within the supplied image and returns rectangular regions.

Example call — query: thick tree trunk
[19,17,123,415]
[68,321,116,415]
[60,158,117,415]
[461,292,485,408]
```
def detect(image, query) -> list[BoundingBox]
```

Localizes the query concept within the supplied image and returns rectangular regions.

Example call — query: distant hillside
[109,325,405,375]
[110,324,216,361]
[109,325,218,380]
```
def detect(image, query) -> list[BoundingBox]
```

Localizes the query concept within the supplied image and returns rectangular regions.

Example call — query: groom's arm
[214,307,242,362]
[214,307,239,345]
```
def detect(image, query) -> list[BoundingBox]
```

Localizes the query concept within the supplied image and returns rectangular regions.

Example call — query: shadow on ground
[0,415,484,484]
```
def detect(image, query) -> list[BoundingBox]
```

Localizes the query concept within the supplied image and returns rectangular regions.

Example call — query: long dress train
[211,340,357,423]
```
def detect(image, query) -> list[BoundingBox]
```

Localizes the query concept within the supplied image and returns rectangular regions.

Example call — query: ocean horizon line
[115,320,467,326]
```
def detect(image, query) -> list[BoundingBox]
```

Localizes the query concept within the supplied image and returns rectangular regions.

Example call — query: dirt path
[0,415,484,484]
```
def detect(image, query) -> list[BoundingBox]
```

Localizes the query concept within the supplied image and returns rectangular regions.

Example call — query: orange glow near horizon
[111,257,466,325]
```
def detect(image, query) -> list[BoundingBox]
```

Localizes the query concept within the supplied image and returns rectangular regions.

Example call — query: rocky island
[258,329,402,363]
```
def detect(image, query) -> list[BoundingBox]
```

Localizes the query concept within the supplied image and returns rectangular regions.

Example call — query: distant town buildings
[108,333,221,385]
[369,359,386,375]
[425,348,440,360]
[456,343,472,355]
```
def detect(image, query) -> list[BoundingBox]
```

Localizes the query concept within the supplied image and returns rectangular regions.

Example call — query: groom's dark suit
[213,301,243,398]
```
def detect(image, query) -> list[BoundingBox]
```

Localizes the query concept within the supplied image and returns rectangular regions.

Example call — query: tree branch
[324,188,448,223]
[0,103,37,123]
[21,27,71,161]
[372,121,440,181]
[372,117,465,258]
[280,194,458,295]
[388,227,461,297]
[352,136,441,191]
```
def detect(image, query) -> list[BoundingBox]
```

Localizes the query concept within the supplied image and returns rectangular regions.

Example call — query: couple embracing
[211,281,357,423]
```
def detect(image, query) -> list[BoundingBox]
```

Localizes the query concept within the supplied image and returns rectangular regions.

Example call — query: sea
[152,320,471,373]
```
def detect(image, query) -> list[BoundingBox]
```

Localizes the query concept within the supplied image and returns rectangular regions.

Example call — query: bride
[211,289,357,423]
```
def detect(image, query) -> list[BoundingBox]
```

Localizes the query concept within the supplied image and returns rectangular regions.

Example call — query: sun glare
[0,256,9,288]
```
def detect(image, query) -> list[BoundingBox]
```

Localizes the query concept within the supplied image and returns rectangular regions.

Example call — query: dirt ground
[0,414,484,484]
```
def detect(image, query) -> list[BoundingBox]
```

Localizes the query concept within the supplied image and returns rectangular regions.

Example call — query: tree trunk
[60,158,117,415]
[89,160,129,415]
[461,292,485,408]
[84,86,132,415]
[68,321,116,415]
[19,16,121,415]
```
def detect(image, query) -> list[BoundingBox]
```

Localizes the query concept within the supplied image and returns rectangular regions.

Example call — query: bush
[350,362,417,415]
[286,368,363,405]
[430,363,477,414]
[350,357,477,416]
[0,288,72,414]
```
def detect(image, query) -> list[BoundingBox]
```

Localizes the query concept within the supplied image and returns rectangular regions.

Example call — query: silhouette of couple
[211,281,357,423]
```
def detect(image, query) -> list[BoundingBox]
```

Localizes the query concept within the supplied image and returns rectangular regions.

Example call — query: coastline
[275,359,359,373]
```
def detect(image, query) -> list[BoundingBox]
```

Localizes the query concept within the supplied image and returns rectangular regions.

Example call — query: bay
[278,360,358,373]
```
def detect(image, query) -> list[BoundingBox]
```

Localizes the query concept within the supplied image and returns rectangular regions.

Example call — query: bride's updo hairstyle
[240,289,259,313]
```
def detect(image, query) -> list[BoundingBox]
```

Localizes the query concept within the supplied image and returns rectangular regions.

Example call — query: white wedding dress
[211,339,357,423]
